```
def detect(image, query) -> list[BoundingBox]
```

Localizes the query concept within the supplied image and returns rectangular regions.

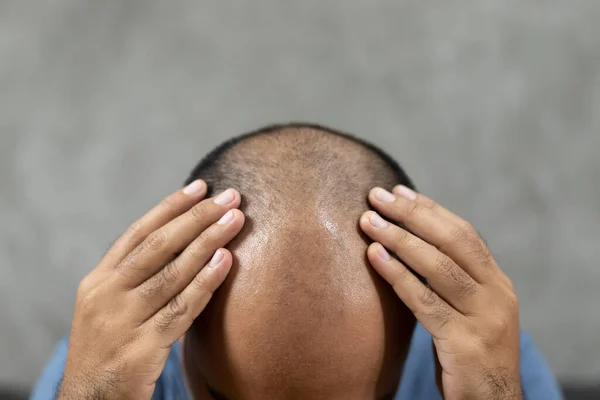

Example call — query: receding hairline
[184,122,415,194]
[183,123,418,397]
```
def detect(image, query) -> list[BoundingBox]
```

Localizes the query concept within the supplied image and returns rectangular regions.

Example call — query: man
[32,124,561,399]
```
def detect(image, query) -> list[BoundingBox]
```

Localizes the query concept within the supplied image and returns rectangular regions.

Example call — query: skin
[59,178,522,399]
[182,176,413,399]
[59,180,245,399]
[360,185,522,400]
[181,129,417,400]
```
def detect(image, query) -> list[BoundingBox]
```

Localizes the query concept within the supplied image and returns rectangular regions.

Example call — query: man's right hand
[59,180,245,400]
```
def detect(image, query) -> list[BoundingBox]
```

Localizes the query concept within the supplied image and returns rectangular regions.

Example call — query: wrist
[464,369,521,400]
[484,378,523,400]
[58,376,113,400]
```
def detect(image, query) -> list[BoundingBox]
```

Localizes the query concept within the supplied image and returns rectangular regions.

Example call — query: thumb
[432,339,444,398]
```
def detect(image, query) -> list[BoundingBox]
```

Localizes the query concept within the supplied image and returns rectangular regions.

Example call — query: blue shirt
[31,324,562,400]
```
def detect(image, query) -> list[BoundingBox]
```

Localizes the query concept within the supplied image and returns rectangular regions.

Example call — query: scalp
[198,127,402,218]
[184,125,416,399]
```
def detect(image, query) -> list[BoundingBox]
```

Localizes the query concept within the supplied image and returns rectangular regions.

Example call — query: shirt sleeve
[30,336,69,400]
[519,330,564,399]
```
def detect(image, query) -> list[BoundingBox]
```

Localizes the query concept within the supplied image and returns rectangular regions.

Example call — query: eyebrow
[207,385,396,400]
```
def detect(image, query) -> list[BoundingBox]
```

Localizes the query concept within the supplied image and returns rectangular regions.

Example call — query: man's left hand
[360,185,522,400]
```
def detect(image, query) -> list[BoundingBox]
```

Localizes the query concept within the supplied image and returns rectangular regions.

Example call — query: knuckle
[136,280,157,301]
[434,307,454,329]
[393,228,414,248]
[417,286,439,307]
[192,232,213,253]
[116,251,140,276]
[184,243,203,261]
[77,274,95,296]
[168,295,188,318]
[197,229,212,246]
[435,254,478,297]
[467,236,494,264]
[154,297,187,334]
[481,301,518,340]
[78,287,101,316]
[154,313,176,334]
[137,262,180,301]
[79,289,97,307]
[192,273,209,291]
[443,222,487,257]
[451,223,471,243]
[470,246,494,268]
[124,221,144,243]
[161,260,181,287]
[414,285,455,327]
[160,195,177,210]
[190,202,209,222]
[192,272,217,296]
[435,253,456,276]
[144,231,167,252]
[404,201,421,217]
[458,279,478,298]
[414,291,454,329]
[496,315,512,333]
[460,221,476,235]
[486,315,513,343]
[422,197,438,210]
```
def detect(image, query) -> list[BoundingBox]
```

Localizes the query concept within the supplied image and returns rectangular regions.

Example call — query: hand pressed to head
[59,124,522,400]
[361,185,521,400]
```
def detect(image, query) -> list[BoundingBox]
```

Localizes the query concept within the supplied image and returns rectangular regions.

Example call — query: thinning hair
[184,122,416,204]
[183,123,419,399]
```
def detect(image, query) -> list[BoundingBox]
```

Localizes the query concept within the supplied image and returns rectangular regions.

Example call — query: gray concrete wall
[1,0,599,389]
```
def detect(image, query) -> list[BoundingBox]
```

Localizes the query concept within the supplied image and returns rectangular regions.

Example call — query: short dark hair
[184,122,416,195]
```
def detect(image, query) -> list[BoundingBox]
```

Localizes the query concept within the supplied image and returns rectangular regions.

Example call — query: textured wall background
[1,0,599,390]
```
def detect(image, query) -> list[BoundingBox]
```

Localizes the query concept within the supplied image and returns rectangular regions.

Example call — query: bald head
[182,124,417,400]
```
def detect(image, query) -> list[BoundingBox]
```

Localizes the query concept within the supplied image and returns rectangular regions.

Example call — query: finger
[392,185,464,226]
[393,186,492,255]
[147,248,233,346]
[368,187,497,284]
[360,211,479,313]
[133,209,244,320]
[100,180,208,270]
[387,187,513,290]
[114,188,241,287]
[367,242,461,336]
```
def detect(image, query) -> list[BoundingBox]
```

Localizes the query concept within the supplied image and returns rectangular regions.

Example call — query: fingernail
[369,213,388,229]
[183,180,205,195]
[377,244,391,261]
[209,249,224,268]
[214,189,235,205]
[374,187,396,203]
[393,185,417,200]
[217,210,234,225]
